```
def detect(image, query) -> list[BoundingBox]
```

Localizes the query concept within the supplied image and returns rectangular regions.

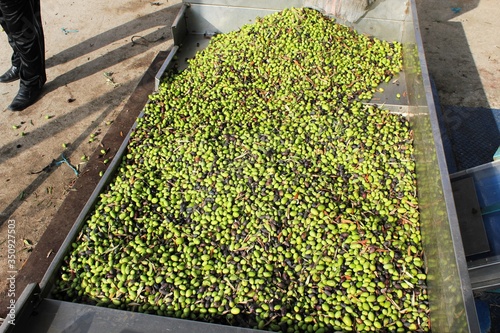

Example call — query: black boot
[0,66,20,83]
[8,82,44,111]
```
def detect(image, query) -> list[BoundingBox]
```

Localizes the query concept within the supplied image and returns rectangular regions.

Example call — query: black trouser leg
[0,9,21,68]
[0,0,45,88]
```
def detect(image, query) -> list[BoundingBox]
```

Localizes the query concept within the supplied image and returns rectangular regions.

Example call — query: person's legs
[0,6,21,82]
[0,0,46,110]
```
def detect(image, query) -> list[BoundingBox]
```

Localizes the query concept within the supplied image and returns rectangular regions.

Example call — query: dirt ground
[0,0,498,324]
[0,0,181,319]
[416,0,499,109]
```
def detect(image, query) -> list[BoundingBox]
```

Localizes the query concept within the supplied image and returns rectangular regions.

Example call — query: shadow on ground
[44,5,181,93]
[416,0,499,172]
[0,80,133,227]
[0,4,180,165]
[0,4,181,226]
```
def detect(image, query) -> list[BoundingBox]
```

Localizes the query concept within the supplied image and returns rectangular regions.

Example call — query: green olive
[53,7,427,333]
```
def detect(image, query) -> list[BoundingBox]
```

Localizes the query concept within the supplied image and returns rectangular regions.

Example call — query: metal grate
[442,106,500,171]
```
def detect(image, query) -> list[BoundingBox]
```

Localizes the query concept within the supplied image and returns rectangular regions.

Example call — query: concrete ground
[0,0,498,323]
